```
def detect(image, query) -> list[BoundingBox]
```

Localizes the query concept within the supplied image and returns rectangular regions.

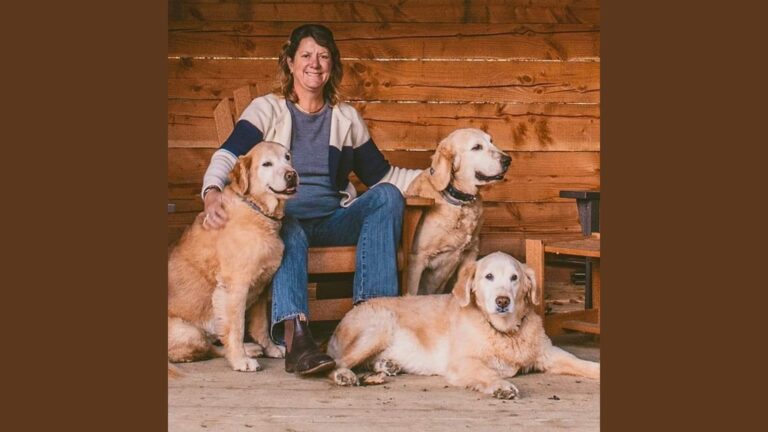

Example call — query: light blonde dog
[168,141,297,373]
[405,128,511,295]
[327,252,599,398]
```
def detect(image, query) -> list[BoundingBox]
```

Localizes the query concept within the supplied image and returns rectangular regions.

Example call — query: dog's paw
[331,368,359,386]
[490,381,520,400]
[372,358,402,376]
[229,356,263,372]
[243,342,265,358]
[358,371,388,386]
[263,343,286,359]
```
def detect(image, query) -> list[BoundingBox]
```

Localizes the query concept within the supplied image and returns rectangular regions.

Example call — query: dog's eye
[485,273,494,281]
[262,162,273,167]
[472,144,482,151]
[285,153,291,161]
[510,274,518,281]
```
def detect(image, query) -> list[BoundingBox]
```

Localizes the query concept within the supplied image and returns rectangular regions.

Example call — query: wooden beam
[169,59,600,104]
[169,22,600,60]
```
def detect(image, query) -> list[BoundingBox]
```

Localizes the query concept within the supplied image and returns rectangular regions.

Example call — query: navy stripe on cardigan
[221,120,264,157]
[221,120,392,192]
[329,138,391,190]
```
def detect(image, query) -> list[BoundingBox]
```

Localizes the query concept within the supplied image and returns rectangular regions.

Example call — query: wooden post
[525,239,546,317]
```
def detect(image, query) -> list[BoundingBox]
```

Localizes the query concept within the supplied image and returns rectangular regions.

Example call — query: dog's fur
[405,128,510,295]
[168,141,297,373]
[327,252,599,398]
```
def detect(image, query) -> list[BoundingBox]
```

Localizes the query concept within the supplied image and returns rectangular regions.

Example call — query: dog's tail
[168,361,184,379]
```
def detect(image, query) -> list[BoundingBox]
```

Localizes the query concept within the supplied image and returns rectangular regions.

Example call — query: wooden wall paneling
[169,22,599,60]
[168,59,599,103]
[168,0,600,25]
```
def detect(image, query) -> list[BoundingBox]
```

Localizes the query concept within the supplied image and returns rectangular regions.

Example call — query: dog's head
[452,252,539,333]
[228,141,298,213]
[428,128,511,194]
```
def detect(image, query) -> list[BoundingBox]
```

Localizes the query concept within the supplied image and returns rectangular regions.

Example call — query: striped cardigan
[202,93,421,206]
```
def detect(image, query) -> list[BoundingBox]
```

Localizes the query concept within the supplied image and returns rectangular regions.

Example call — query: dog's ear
[228,154,252,196]
[521,263,540,305]
[428,137,454,191]
[452,260,477,307]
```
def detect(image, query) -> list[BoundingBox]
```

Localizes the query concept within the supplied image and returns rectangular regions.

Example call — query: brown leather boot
[284,317,336,375]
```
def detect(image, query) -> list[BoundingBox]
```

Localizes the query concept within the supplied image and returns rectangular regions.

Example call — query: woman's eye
[262,162,273,167]
[472,144,482,151]
[511,274,518,281]
[485,273,494,281]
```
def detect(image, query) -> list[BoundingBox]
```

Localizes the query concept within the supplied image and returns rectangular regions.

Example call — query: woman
[200,24,420,375]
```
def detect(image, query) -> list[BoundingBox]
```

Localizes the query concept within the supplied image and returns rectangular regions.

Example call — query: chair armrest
[404,196,434,208]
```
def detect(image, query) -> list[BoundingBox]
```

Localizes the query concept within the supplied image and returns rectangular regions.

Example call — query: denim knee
[280,216,308,250]
[370,183,405,214]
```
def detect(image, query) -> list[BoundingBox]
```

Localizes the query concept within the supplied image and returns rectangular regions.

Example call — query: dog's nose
[285,170,297,187]
[495,296,510,309]
[500,154,512,170]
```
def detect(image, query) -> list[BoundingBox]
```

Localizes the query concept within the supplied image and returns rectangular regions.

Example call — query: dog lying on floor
[405,128,511,295]
[327,252,599,398]
[168,141,297,373]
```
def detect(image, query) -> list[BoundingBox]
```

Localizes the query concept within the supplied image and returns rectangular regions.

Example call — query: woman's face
[287,37,332,96]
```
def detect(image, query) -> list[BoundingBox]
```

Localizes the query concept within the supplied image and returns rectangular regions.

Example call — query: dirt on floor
[168,333,599,432]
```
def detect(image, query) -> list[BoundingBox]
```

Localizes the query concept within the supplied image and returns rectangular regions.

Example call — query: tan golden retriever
[327,252,599,398]
[168,141,297,372]
[405,128,511,295]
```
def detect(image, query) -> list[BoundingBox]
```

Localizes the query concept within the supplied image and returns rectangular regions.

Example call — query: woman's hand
[203,189,229,229]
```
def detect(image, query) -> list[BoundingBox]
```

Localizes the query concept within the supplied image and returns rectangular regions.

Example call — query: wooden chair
[525,190,601,336]
[213,86,432,321]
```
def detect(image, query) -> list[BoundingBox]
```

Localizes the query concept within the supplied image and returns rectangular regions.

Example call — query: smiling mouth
[476,172,506,182]
[269,186,297,195]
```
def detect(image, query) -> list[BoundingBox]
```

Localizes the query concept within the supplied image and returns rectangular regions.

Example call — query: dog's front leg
[536,345,600,379]
[247,288,285,358]
[446,359,519,399]
[406,254,427,295]
[212,282,262,372]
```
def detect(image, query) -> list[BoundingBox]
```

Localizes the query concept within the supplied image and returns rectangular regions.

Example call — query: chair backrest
[213,85,255,147]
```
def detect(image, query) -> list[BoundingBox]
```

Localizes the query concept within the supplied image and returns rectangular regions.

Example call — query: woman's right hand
[203,189,229,229]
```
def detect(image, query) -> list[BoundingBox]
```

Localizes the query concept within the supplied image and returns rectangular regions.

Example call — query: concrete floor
[168,333,600,432]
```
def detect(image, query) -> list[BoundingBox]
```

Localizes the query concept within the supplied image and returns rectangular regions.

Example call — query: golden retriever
[405,128,511,295]
[327,252,599,398]
[168,141,297,372]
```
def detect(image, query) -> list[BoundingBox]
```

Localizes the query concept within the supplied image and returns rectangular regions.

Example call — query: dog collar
[239,195,283,222]
[443,183,477,206]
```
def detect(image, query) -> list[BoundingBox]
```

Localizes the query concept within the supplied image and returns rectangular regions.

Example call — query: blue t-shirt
[284,101,342,219]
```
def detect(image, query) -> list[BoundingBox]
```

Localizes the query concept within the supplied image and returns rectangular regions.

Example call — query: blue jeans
[270,183,404,339]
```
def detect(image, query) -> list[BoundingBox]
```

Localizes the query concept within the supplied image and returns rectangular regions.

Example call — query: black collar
[239,195,282,222]
[443,183,477,205]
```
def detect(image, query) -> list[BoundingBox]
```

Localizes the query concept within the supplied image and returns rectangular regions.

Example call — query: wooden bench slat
[545,237,600,258]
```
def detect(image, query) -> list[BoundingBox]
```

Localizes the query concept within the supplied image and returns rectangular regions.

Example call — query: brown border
[5,1,167,431]
[603,1,762,430]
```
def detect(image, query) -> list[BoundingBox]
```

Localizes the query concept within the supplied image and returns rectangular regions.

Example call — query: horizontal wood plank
[169,0,600,24]
[545,236,600,257]
[169,101,600,151]
[169,22,599,60]
[168,59,599,103]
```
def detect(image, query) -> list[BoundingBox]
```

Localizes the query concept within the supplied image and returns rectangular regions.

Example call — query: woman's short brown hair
[276,24,343,105]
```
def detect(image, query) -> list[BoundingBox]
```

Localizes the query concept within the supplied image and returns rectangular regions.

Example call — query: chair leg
[525,239,546,317]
